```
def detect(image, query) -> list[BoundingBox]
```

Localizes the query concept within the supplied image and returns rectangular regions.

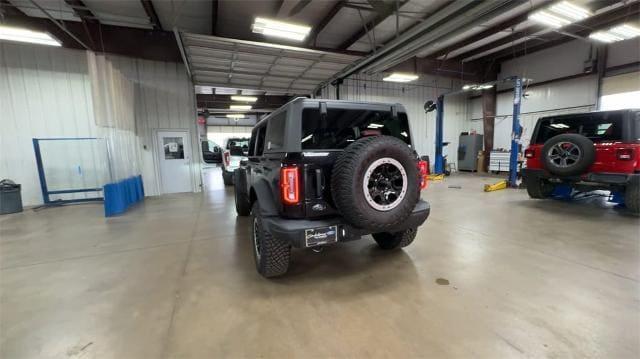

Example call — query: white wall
[481,37,640,150]
[492,76,598,149]
[0,43,99,206]
[318,73,469,166]
[108,55,200,197]
[607,38,640,69]
[499,40,593,85]
[0,43,199,206]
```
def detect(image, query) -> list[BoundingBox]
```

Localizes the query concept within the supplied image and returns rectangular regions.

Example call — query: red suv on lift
[522,109,640,215]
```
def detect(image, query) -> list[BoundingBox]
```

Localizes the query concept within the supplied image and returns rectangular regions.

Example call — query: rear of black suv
[234,98,430,277]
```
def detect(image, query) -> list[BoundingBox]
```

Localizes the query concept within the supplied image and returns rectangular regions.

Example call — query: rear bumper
[262,200,431,248]
[522,168,639,185]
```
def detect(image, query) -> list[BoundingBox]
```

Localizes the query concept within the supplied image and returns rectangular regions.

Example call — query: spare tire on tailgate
[331,136,419,232]
[541,134,595,176]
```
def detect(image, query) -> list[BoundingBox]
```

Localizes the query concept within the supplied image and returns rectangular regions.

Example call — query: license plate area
[305,225,338,247]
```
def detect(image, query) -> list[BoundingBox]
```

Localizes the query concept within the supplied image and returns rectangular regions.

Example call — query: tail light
[616,148,634,161]
[223,151,230,166]
[280,166,300,205]
[524,148,535,158]
[418,160,429,190]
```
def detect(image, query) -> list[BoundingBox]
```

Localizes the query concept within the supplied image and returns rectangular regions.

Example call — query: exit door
[156,130,193,194]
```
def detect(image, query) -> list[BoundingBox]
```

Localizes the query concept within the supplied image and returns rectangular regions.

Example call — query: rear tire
[372,228,417,250]
[624,180,640,216]
[525,176,555,199]
[222,171,233,186]
[234,171,251,216]
[251,203,291,277]
[235,191,251,216]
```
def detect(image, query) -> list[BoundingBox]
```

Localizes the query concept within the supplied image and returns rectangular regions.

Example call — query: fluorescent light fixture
[608,24,640,39]
[229,105,252,111]
[226,114,246,119]
[462,84,492,91]
[550,123,570,129]
[549,1,591,21]
[589,31,623,43]
[529,10,572,28]
[382,73,419,83]
[0,25,61,47]
[230,95,258,103]
[252,17,311,41]
[367,123,384,129]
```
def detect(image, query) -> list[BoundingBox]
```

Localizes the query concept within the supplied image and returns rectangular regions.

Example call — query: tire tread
[372,228,417,250]
[252,203,291,277]
[625,180,640,216]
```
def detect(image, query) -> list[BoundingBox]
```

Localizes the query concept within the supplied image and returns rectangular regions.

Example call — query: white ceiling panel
[315,6,376,49]
[8,0,79,21]
[347,0,450,52]
[84,0,151,29]
[152,0,211,33]
[177,32,361,95]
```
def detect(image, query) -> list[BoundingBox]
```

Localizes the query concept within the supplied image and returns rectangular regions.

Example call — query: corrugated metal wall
[318,73,469,165]
[0,43,99,206]
[0,43,199,206]
[109,55,200,197]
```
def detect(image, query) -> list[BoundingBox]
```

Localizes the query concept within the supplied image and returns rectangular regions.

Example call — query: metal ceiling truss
[175,31,361,95]
[455,0,630,62]
[487,1,640,63]
[322,0,525,88]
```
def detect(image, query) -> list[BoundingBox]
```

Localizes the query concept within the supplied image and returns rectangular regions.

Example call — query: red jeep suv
[522,109,640,215]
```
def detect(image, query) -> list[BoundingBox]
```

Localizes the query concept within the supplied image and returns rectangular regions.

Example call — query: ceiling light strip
[252,17,311,41]
[529,10,572,28]
[549,1,591,21]
[0,25,61,47]
[382,72,419,83]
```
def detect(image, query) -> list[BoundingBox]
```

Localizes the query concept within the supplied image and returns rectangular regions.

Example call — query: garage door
[174,31,360,95]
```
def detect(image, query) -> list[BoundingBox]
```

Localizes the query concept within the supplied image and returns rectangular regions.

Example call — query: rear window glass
[226,138,249,149]
[301,108,411,150]
[266,112,286,151]
[533,113,624,144]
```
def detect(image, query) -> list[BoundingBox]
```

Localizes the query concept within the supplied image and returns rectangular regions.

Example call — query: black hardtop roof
[255,97,408,128]
[290,97,404,108]
[538,109,638,122]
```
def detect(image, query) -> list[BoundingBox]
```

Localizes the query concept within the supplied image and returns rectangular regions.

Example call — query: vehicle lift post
[432,77,524,180]
[434,95,445,174]
[509,77,523,188]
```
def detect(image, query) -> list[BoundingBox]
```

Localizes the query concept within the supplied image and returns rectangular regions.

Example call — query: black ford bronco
[234,98,430,277]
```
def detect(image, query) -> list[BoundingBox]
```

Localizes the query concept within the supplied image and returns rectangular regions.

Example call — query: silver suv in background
[221,137,250,185]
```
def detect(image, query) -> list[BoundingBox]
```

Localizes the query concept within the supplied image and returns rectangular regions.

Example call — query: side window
[265,111,286,151]
[248,130,257,156]
[255,125,267,156]
[636,112,640,141]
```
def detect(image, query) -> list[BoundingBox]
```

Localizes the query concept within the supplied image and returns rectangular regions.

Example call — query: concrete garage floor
[1,168,639,358]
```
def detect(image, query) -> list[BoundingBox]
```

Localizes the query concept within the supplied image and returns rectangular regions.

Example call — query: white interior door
[157,130,192,194]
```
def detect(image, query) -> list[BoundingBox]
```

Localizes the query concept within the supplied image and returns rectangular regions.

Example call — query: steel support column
[482,87,496,171]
